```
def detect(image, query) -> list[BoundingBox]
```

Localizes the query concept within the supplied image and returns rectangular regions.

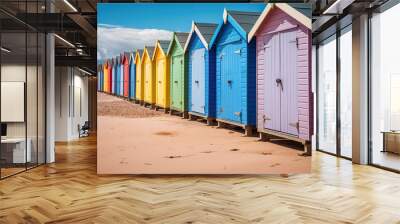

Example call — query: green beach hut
[167,32,190,118]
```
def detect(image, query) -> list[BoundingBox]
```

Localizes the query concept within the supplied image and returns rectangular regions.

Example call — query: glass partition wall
[316,25,353,159]
[370,3,400,171]
[0,1,46,179]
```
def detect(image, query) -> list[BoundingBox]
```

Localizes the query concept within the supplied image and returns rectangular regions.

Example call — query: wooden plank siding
[187,33,216,118]
[168,34,188,112]
[255,7,312,141]
[213,20,257,126]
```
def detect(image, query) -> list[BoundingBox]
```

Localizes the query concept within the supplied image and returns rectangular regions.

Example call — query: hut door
[136,62,141,99]
[120,64,124,96]
[157,59,165,104]
[172,55,183,109]
[263,34,281,131]
[145,61,151,101]
[263,30,298,136]
[280,30,298,136]
[191,48,205,114]
[219,42,242,122]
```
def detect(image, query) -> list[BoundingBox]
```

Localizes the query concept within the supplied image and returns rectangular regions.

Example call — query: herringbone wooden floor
[1,135,400,224]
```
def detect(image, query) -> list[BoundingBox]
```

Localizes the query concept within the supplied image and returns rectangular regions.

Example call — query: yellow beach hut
[153,40,171,110]
[143,46,156,106]
[134,49,144,103]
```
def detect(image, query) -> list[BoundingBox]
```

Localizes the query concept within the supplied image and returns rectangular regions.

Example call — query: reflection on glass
[371,3,400,171]
[318,36,337,154]
[27,31,38,169]
[340,27,352,158]
[0,0,47,178]
[1,31,27,177]
[38,33,46,165]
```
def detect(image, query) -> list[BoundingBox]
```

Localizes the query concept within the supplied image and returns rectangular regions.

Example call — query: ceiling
[310,0,391,43]
[0,0,97,73]
[1,0,396,74]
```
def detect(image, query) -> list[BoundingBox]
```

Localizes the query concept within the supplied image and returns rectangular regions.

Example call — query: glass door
[370,3,400,171]
[339,26,353,158]
[317,35,337,155]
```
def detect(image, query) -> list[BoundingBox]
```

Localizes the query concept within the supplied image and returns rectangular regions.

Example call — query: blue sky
[97,3,266,61]
[98,3,266,32]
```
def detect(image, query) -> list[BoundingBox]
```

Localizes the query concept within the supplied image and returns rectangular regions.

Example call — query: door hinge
[289,122,299,130]
[234,49,241,54]
[289,38,299,48]
[234,111,241,116]
[263,115,271,122]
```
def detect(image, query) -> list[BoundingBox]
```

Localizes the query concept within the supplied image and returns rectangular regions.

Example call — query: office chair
[79,121,90,138]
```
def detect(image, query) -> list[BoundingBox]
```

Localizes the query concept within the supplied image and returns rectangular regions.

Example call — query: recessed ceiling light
[1,47,11,53]
[54,34,75,48]
[78,67,93,76]
[63,0,78,12]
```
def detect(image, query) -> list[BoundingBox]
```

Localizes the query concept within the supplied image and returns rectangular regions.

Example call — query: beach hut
[248,3,313,154]
[116,56,122,96]
[103,61,110,93]
[167,32,189,117]
[153,40,171,111]
[98,64,103,92]
[208,9,261,136]
[112,57,117,95]
[129,52,136,100]
[117,55,122,96]
[104,59,112,93]
[122,52,130,98]
[100,64,104,92]
[135,49,144,103]
[143,46,156,106]
[107,59,113,94]
[184,22,218,124]
[119,54,125,97]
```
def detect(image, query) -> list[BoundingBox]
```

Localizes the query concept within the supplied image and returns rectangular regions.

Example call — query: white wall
[55,67,89,141]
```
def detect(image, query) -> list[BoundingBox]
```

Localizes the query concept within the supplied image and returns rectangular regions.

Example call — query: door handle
[227,80,232,85]
[158,81,161,83]
[276,78,283,91]
[174,81,178,83]
[195,80,199,84]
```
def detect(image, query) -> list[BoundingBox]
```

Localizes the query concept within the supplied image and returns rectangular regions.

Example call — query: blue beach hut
[184,22,218,125]
[208,9,261,136]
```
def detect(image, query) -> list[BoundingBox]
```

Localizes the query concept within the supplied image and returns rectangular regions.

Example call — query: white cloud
[97,25,173,61]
